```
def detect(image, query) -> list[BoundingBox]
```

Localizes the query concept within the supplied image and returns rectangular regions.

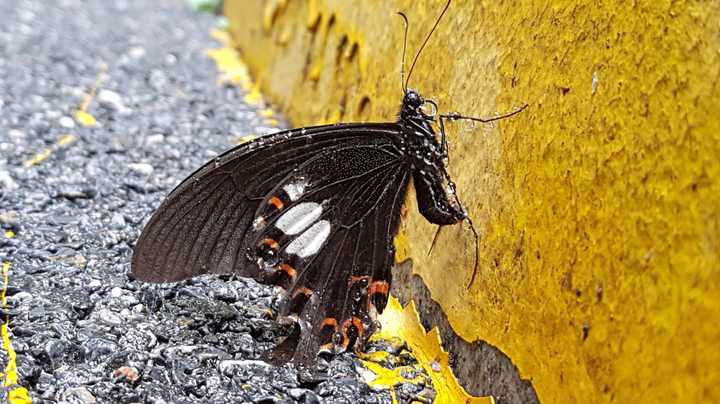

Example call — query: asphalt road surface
[0,1,433,402]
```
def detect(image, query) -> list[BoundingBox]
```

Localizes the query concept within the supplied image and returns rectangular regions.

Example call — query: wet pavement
[0,1,432,402]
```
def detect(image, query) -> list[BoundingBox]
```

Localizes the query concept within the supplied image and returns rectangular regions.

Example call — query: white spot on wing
[283,178,308,201]
[285,220,331,258]
[252,216,266,230]
[275,202,322,235]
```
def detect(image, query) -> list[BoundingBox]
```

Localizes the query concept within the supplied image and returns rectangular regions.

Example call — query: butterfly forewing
[131,123,410,361]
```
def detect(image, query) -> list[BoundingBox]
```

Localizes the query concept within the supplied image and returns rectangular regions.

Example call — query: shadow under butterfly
[131,0,527,365]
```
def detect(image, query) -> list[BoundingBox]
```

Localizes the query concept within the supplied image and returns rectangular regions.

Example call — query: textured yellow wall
[226,0,720,402]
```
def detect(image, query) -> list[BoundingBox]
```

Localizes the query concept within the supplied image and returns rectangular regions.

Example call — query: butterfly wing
[251,140,410,361]
[131,123,410,361]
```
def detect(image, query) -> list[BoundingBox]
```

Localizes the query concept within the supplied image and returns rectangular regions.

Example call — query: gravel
[0,0,431,403]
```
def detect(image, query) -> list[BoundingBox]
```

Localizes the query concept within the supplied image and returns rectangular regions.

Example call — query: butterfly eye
[419,100,438,118]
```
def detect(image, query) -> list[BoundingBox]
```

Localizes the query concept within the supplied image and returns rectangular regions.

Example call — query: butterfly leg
[439,103,528,125]
[434,104,527,287]
[437,103,528,163]
[413,160,482,287]
[464,216,481,289]
[427,225,444,256]
[432,169,481,288]
[438,114,450,161]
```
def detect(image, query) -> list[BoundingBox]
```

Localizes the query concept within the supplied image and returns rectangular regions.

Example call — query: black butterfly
[131,0,526,364]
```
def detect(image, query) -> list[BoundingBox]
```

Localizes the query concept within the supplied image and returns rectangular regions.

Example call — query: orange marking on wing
[352,316,364,338]
[341,317,364,340]
[349,275,370,285]
[268,196,284,210]
[292,287,313,298]
[280,263,297,279]
[319,343,335,353]
[262,238,279,250]
[369,280,389,296]
[321,318,338,329]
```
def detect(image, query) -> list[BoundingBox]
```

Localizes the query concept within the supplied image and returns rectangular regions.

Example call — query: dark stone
[139,288,164,313]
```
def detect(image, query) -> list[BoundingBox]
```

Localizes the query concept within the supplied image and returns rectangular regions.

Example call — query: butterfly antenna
[397,12,410,93]
[405,0,451,90]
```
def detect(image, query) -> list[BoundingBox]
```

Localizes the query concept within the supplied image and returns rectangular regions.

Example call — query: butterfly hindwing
[250,144,410,360]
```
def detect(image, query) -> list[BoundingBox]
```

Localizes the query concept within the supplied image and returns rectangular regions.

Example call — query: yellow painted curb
[226,1,720,402]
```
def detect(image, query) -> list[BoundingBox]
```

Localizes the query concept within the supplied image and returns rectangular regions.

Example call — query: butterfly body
[131,89,470,363]
[398,91,467,226]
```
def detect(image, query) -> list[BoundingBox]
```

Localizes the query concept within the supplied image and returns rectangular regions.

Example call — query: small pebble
[0,170,18,190]
[128,163,154,175]
[146,134,165,144]
[128,46,146,58]
[62,386,97,404]
[110,287,124,298]
[112,366,140,384]
[98,89,124,110]
[59,116,76,128]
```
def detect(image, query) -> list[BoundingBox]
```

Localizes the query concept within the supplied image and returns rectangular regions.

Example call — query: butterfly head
[402,89,423,109]
[401,89,437,121]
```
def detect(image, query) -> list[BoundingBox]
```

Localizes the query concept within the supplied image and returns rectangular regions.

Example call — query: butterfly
[130,0,526,364]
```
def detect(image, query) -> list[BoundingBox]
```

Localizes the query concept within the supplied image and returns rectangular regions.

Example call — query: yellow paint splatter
[359,360,415,404]
[376,297,493,404]
[234,134,259,145]
[22,134,77,168]
[210,28,231,44]
[74,110,96,127]
[207,47,255,90]
[360,358,425,385]
[1,262,32,404]
[21,149,51,168]
[75,63,107,127]
[358,349,391,364]
[243,84,264,105]
[393,231,411,263]
[207,28,269,108]
[56,134,76,147]
[207,29,255,93]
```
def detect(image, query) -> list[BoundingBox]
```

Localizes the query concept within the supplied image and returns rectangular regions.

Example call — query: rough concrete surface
[226,1,720,402]
[0,1,432,403]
